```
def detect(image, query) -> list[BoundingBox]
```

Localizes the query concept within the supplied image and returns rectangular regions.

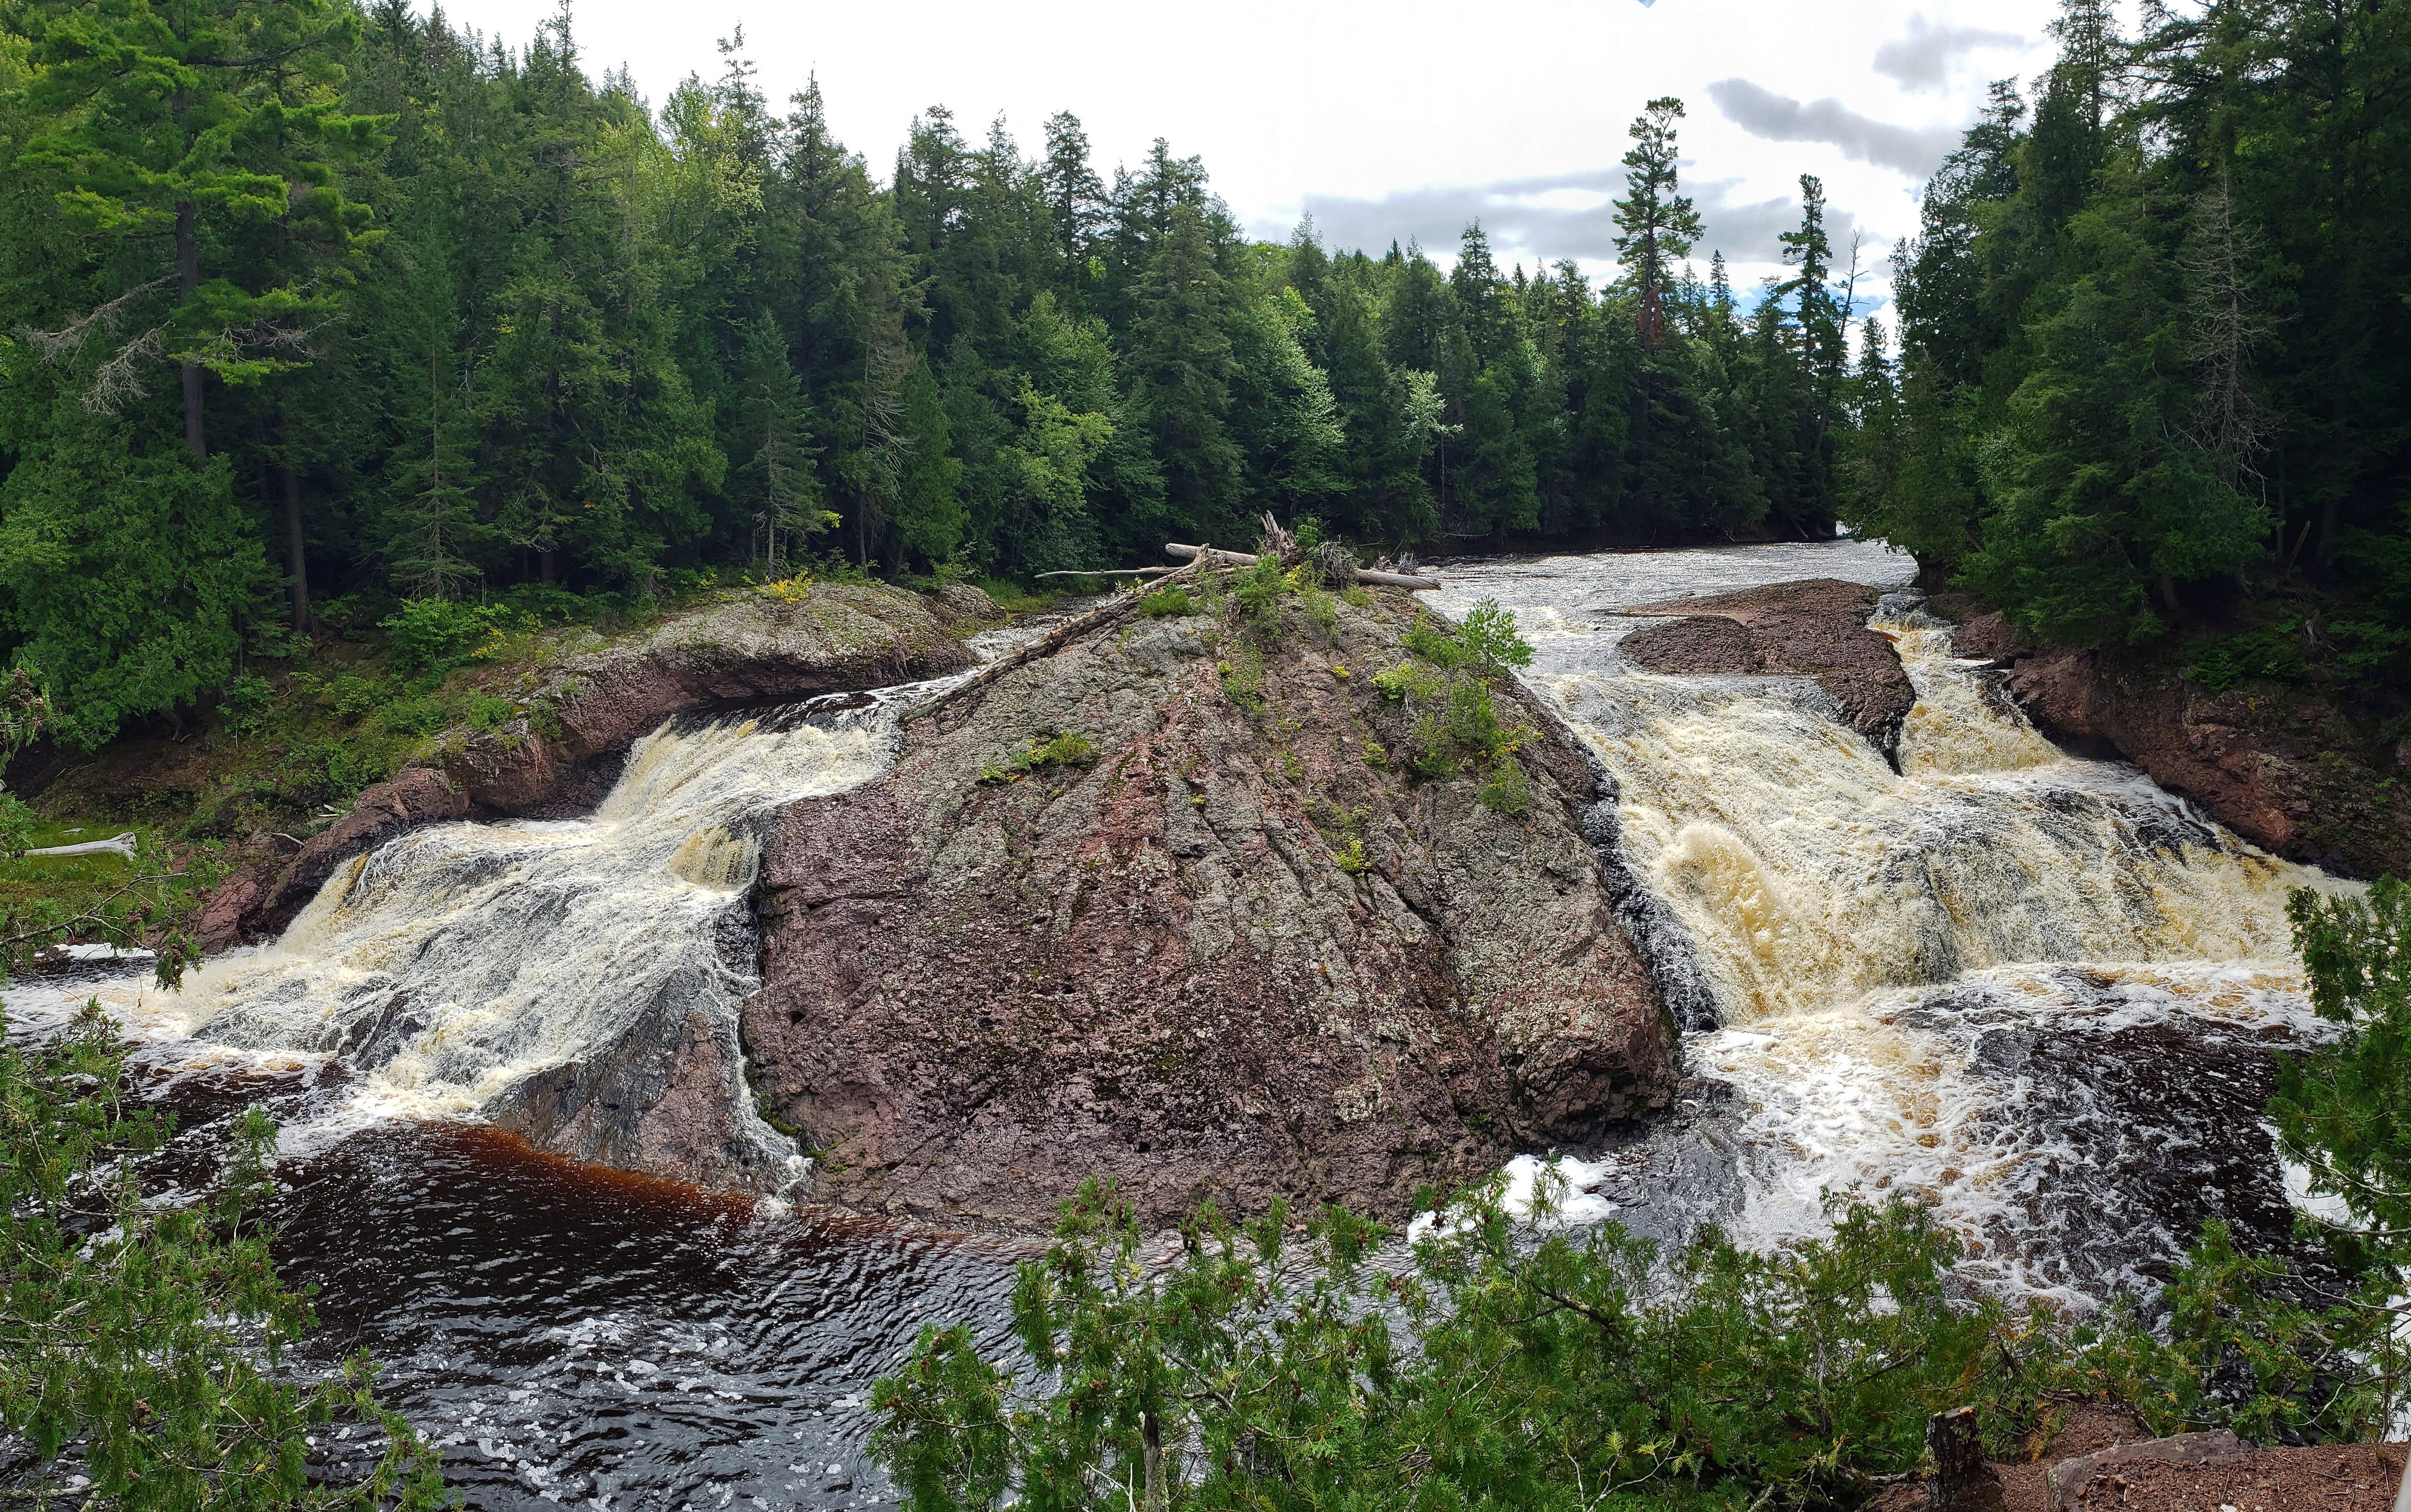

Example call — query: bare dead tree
[2181,175,2276,492]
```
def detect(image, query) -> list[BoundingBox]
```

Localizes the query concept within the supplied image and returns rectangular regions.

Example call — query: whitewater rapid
[36,709,898,1160]
[1432,544,2351,1306]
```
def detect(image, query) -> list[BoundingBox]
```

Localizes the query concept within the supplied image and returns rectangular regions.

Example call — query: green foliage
[1231,554,1291,628]
[1371,660,1444,704]
[1402,619,1470,670]
[379,599,507,673]
[2187,624,2313,693]
[217,672,275,733]
[0,1002,445,1510]
[1458,597,1535,670]
[1135,586,1194,618]
[1216,648,1263,710]
[1850,6,2411,652]
[1478,755,1532,817]
[0,438,274,748]
[2258,878,2411,1428]
[0,0,1887,748]
[1331,834,1370,874]
[0,794,34,858]
[872,1176,2058,1511]
[977,731,1099,786]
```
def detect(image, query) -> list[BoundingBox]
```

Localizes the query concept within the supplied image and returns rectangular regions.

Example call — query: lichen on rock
[744,583,1675,1226]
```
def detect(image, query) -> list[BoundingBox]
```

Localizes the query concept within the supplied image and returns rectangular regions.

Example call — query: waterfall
[1431,548,2355,1305]
[107,710,898,1166]
[1542,616,2319,1025]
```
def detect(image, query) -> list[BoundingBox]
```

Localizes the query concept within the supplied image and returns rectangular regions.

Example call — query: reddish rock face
[438,586,972,817]
[1620,579,1917,754]
[2005,642,2411,880]
[744,589,1675,1227]
[197,767,470,951]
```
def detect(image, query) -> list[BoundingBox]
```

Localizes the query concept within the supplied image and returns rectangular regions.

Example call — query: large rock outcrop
[201,584,974,947]
[742,587,1676,1227]
[1620,579,1916,754]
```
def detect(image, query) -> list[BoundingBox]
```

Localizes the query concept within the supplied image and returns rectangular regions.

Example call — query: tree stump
[1928,1406,2004,1510]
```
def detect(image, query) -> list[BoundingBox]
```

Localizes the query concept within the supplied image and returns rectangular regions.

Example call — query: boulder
[1621,579,1916,754]
[742,588,1676,1226]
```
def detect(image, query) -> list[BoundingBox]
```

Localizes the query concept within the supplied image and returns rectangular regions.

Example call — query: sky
[426,0,2067,319]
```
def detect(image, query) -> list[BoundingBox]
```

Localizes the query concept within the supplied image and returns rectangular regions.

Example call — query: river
[5,539,2352,1508]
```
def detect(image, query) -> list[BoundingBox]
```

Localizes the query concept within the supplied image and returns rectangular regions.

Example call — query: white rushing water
[54,711,897,1151]
[1432,543,2354,1306]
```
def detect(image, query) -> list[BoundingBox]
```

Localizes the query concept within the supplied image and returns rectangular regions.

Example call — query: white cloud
[1707,79,1963,178]
[417,0,2060,295]
[1873,13,2033,92]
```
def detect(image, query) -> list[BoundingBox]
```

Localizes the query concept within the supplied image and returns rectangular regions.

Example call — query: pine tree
[13,0,388,459]
[1611,97,1702,350]
[735,312,835,574]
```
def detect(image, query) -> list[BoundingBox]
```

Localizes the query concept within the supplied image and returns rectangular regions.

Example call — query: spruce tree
[1610,97,1702,350]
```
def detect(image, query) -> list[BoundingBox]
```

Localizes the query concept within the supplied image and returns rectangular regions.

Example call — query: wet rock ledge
[1619,578,1917,755]
[199,583,976,948]
[744,586,1676,1227]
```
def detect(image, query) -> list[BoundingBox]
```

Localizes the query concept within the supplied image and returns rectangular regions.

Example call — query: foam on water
[1434,544,2358,1307]
[70,714,895,1150]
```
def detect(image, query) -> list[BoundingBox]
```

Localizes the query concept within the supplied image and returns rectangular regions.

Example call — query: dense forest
[0,0,2405,751]
[1846,0,2411,660]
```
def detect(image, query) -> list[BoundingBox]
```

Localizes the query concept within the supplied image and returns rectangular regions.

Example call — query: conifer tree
[1610,97,1701,350]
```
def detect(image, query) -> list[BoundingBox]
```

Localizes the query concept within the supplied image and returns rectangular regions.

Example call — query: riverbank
[1933,592,2411,881]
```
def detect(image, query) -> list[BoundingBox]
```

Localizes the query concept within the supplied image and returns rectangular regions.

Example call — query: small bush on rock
[1478,755,1532,817]
[977,731,1099,786]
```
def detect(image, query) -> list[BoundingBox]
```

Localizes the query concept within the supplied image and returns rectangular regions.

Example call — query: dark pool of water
[259,1123,1021,1511]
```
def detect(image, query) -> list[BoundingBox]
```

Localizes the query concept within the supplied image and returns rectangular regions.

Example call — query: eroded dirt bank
[743,585,1676,1226]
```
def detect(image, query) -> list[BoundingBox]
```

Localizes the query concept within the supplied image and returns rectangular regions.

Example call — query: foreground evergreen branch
[871,877,2411,1507]
[0,1004,447,1510]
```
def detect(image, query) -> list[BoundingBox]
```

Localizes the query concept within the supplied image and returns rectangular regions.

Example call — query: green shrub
[1372,660,1444,704]
[380,598,509,673]
[458,691,518,731]
[872,1179,2060,1512]
[1332,835,1371,874]
[216,672,274,734]
[500,582,595,625]
[977,730,1099,786]
[1459,597,1535,670]
[1403,619,1471,669]
[1136,586,1194,618]
[1233,555,1291,627]
[1444,678,1522,761]
[328,673,388,721]
[2186,624,2310,693]
[1217,651,1264,709]
[1302,584,1338,635]
[375,698,448,737]
[1478,755,1532,817]
[0,1004,446,1510]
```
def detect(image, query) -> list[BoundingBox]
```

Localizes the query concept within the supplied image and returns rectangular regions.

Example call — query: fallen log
[1163,543,1441,590]
[903,554,1216,726]
[24,832,137,859]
